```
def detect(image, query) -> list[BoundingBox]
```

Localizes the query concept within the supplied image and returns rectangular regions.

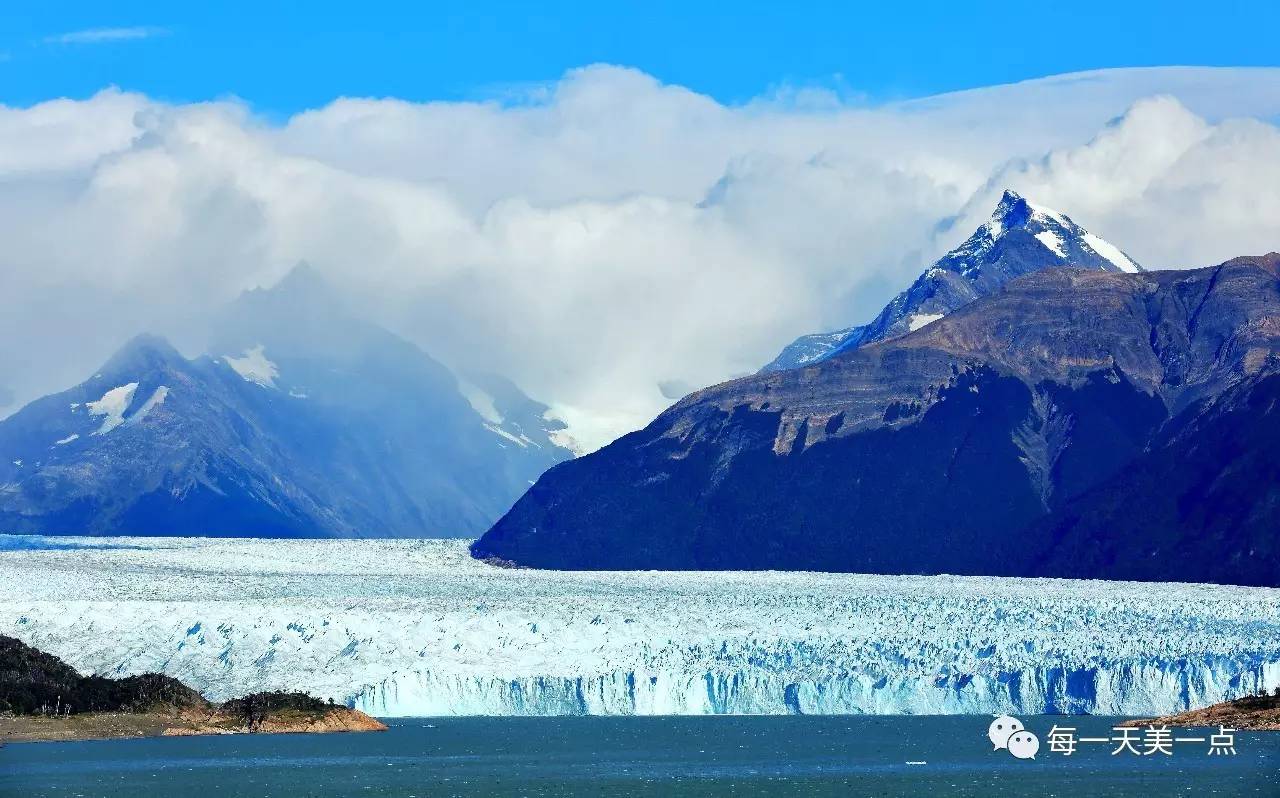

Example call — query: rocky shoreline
[162,705,387,737]
[1,705,386,743]
[1121,692,1280,731]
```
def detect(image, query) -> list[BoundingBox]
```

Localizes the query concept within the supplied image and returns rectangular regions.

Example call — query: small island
[1121,689,1280,731]
[0,635,385,743]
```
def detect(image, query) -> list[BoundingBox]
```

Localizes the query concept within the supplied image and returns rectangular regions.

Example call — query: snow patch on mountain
[547,427,584,456]
[1026,200,1067,226]
[1,536,1276,717]
[541,406,598,456]
[1034,230,1067,257]
[86,382,139,435]
[458,380,503,425]
[907,313,945,332]
[125,386,168,427]
[223,345,279,388]
[1083,232,1140,273]
[486,424,530,448]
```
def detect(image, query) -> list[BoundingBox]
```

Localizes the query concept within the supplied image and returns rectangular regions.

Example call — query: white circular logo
[1007,730,1041,760]
[987,714,1024,750]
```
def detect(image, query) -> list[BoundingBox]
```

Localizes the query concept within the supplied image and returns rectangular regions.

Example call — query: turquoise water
[2,716,1276,797]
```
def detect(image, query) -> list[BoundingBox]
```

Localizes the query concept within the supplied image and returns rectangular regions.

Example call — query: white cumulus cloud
[1,66,1279,451]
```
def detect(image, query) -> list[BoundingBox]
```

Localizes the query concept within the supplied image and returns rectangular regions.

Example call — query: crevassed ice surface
[0,536,1277,717]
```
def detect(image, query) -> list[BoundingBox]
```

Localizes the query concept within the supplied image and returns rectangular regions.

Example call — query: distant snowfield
[0,536,1277,717]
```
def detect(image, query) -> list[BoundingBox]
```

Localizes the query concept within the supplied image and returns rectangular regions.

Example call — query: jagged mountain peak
[212,262,367,368]
[261,261,336,305]
[233,261,345,319]
[990,188,1037,224]
[99,333,185,377]
[274,259,325,290]
[948,189,1138,277]
[760,191,1143,373]
[986,189,1070,237]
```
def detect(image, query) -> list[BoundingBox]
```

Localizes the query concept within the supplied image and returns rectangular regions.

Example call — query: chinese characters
[1045,724,1235,756]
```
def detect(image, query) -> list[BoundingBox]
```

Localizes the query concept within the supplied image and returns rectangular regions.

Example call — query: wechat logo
[988,715,1040,760]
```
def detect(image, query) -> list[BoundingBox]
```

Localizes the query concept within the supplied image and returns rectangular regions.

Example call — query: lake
[2,716,1276,797]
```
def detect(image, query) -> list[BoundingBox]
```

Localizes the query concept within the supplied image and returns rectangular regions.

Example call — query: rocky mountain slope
[762,190,1141,372]
[473,254,1280,585]
[0,265,573,537]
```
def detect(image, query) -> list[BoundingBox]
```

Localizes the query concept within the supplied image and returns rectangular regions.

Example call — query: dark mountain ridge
[472,254,1280,585]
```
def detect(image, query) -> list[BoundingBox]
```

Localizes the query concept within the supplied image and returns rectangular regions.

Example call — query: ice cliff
[0,536,1276,717]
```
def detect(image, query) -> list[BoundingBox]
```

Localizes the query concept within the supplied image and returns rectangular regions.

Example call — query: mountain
[761,190,1142,372]
[0,265,573,537]
[471,254,1280,586]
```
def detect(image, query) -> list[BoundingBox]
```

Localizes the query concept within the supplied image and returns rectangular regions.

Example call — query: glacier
[0,536,1277,717]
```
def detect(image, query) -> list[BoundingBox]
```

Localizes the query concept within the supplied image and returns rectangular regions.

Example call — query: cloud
[43,26,168,45]
[0,89,147,175]
[945,94,1280,269]
[0,67,1279,451]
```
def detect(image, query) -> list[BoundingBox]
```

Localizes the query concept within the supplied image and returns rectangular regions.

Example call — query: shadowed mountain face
[761,190,1142,373]
[472,255,1280,585]
[1026,370,1280,585]
[0,266,573,538]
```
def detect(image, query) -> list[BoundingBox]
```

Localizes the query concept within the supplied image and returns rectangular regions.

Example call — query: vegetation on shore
[1,634,203,717]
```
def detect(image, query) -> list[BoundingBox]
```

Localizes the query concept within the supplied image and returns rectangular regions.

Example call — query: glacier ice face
[0,536,1277,717]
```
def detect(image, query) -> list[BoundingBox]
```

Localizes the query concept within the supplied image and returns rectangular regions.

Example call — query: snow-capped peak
[989,189,1068,229]
[974,190,1068,253]
[760,191,1145,373]
[945,190,1141,280]
[975,189,1140,273]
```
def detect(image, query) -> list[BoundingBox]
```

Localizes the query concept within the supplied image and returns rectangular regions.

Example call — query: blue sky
[3,1,1278,112]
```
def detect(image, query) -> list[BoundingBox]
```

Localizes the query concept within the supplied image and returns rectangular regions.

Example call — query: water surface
[3,715,1276,797]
